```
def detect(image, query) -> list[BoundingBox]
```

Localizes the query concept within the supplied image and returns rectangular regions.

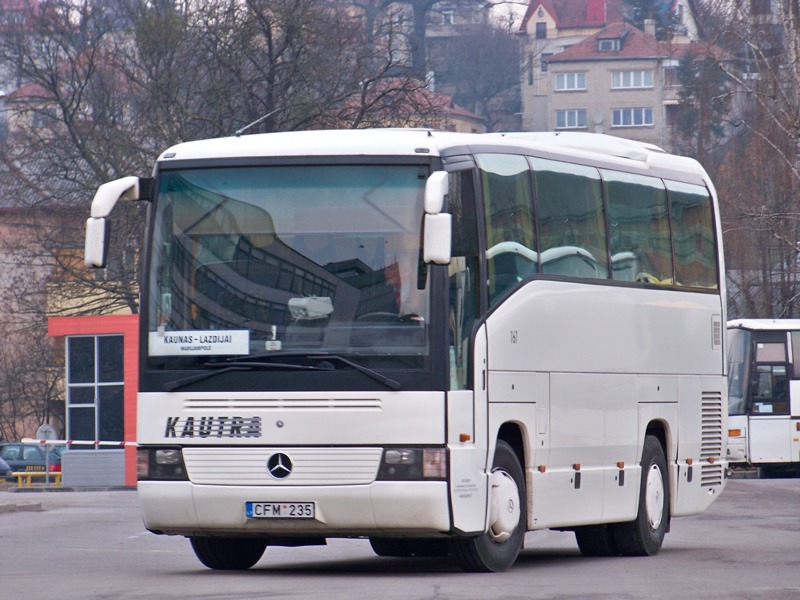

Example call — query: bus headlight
[137,447,188,481]
[377,447,447,481]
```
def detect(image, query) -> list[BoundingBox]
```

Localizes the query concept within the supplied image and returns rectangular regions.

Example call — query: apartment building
[544,21,730,150]
[518,0,708,149]
[518,0,626,131]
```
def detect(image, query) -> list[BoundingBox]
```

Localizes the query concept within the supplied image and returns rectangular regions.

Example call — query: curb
[0,501,43,514]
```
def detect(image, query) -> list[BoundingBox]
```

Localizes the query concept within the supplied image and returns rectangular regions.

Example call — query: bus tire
[574,524,618,557]
[611,435,669,556]
[450,440,526,572]
[189,536,267,570]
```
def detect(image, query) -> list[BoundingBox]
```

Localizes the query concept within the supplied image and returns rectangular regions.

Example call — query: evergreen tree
[673,50,730,166]
[623,0,675,39]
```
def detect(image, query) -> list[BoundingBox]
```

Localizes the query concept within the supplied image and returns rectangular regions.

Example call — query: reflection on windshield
[727,328,751,415]
[148,165,430,368]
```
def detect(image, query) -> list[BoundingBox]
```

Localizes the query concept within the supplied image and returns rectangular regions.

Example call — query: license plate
[246,502,315,519]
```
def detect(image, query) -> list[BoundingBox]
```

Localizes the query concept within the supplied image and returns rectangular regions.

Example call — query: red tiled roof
[547,22,660,61]
[6,81,50,101]
[520,0,624,32]
[545,22,732,63]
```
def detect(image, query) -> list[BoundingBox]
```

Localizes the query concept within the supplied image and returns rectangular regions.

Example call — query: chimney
[644,18,656,37]
[586,0,605,24]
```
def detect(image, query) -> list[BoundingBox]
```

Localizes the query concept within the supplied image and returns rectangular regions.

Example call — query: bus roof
[156,129,710,184]
[728,319,800,331]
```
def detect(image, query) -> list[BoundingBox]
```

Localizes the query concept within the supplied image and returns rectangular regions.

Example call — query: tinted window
[604,171,673,284]
[531,157,608,279]
[667,180,717,289]
[477,154,536,304]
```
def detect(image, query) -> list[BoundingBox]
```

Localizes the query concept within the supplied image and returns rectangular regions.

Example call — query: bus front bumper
[138,480,452,538]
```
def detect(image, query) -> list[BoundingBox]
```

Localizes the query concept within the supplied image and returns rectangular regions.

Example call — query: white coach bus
[727,319,800,476]
[85,129,727,572]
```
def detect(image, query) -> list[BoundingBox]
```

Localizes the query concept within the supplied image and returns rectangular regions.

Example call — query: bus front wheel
[450,440,526,572]
[190,536,267,570]
[611,435,670,556]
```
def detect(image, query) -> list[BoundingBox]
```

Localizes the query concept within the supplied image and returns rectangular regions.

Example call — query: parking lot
[2,477,799,599]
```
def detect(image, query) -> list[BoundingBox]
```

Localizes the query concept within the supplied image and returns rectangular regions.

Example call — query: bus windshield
[727,328,751,415]
[146,164,430,369]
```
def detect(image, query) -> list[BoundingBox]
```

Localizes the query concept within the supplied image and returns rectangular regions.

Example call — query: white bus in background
[727,319,800,476]
[85,129,727,572]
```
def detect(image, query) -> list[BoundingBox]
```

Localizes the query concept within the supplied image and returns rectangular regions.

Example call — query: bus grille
[182,447,383,486]
[183,397,383,410]
[700,391,724,487]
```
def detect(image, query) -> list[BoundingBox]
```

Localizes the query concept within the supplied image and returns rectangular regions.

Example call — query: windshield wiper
[163,361,333,392]
[226,352,402,391]
[316,354,401,390]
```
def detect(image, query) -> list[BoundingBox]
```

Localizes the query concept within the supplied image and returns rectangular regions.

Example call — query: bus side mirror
[84,176,151,268]
[85,217,111,268]
[424,213,451,264]
[425,171,448,214]
[423,171,451,264]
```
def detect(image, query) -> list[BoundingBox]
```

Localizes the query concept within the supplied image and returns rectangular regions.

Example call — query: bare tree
[697,0,800,317]
[433,22,520,131]
[0,0,453,437]
[0,0,448,316]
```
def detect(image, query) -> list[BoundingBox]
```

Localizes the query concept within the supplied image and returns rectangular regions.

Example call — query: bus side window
[666,180,718,289]
[476,154,536,305]
[604,170,673,285]
[531,157,608,279]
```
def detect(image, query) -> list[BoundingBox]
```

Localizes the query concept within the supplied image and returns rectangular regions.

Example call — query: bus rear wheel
[611,435,670,556]
[574,524,617,557]
[190,536,268,570]
[450,440,526,572]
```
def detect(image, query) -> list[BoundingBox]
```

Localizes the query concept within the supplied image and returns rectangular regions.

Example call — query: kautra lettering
[164,416,262,438]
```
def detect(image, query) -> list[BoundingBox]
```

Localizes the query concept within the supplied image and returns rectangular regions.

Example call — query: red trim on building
[48,314,139,487]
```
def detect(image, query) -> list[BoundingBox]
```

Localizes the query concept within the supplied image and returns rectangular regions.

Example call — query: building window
[556,109,587,129]
[612,107,653,127]
[662,65,679,87]
[555,72,587,91]
[541,53,552,72]
[598,38,621,51]
[441,8,455,25]
[66,335,124,444]
[611,70,653,89]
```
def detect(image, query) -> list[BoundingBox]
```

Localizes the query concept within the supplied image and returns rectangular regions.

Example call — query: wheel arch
[643,419,672,527]
[496,421,526,474]
[645,420,669,459]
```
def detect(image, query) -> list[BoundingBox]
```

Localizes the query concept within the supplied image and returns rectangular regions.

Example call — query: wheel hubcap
[644,464,664,530]
[488,468,520,543]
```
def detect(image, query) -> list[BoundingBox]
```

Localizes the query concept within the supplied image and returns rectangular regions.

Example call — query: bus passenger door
[448,324,489,534]
[747,339,792,463]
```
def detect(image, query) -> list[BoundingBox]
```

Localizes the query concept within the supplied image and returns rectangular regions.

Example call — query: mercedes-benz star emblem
[267,453,293,479]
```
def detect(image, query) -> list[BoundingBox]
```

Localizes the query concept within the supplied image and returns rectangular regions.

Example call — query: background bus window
[751,341,789,415]
[604,170,673,284]
[477,154,536,305]
[530,157,608,279]
[666,180,718,289]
